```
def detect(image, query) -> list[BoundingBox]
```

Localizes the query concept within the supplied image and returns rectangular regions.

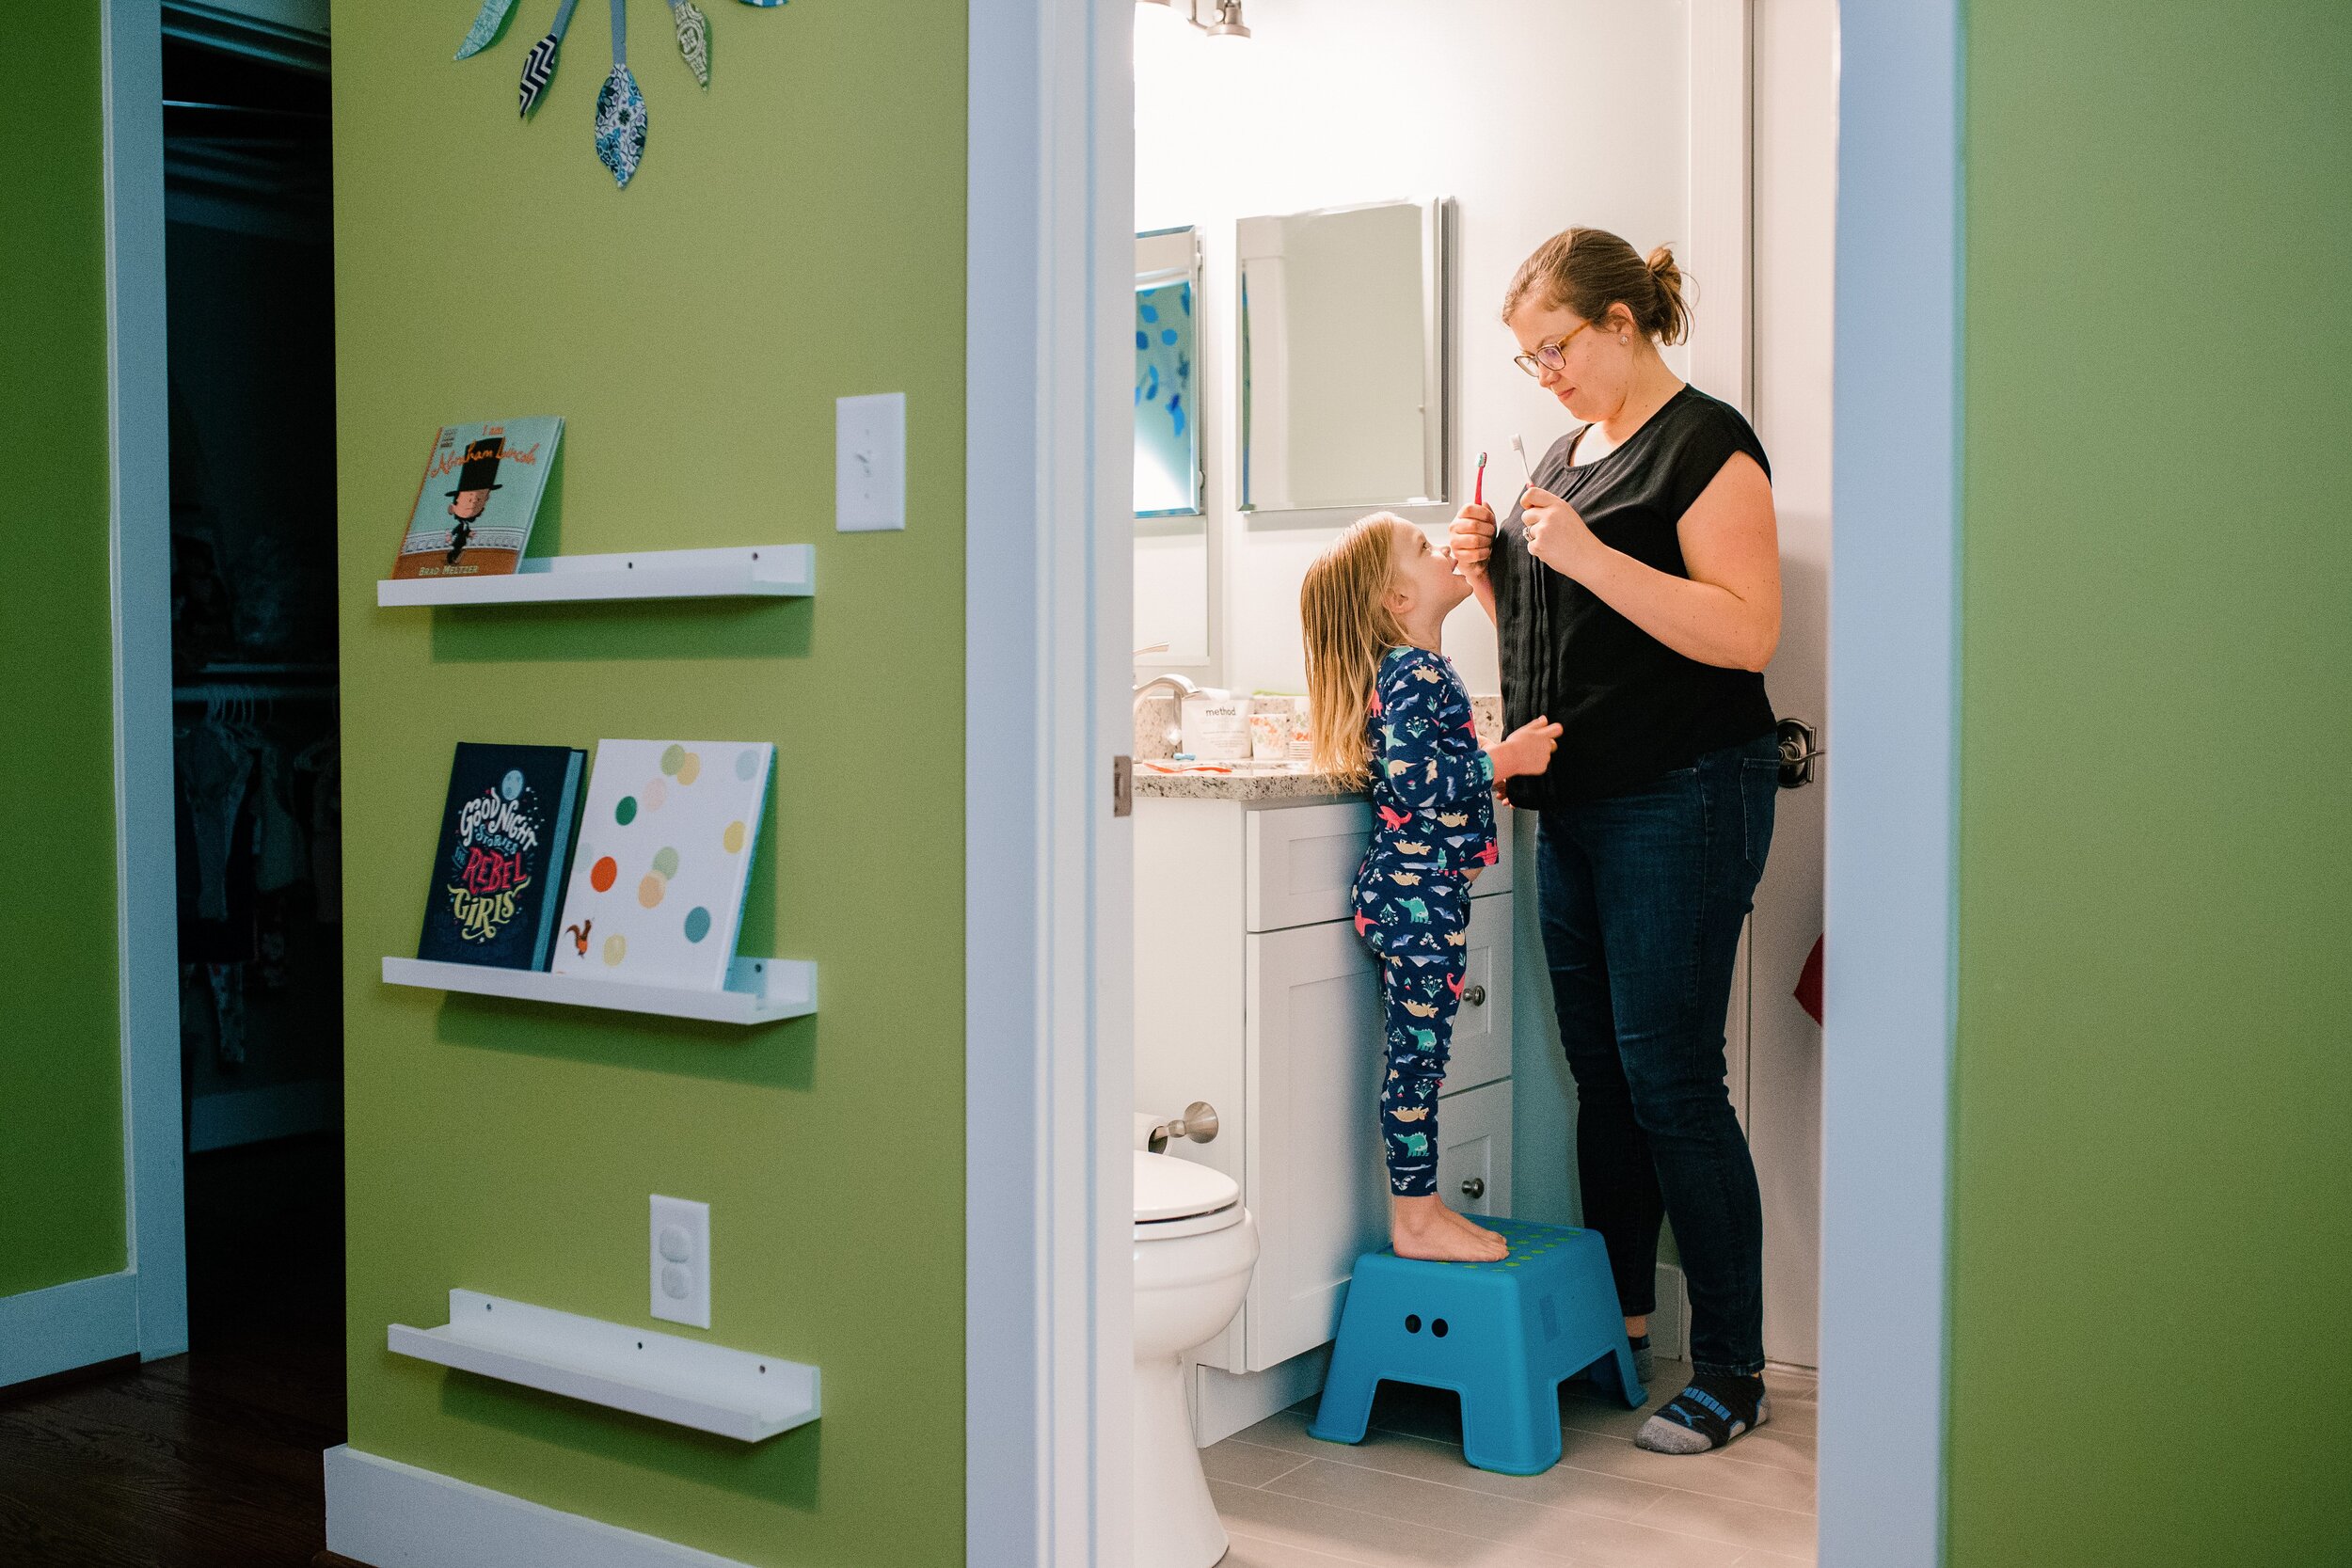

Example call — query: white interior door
[1744,0,1840,1370]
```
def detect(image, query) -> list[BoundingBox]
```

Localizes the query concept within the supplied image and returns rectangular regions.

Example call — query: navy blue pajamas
[1350,647,1499,1197]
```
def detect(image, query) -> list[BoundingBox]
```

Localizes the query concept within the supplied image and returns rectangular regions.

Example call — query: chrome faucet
[1131,673,1198,753]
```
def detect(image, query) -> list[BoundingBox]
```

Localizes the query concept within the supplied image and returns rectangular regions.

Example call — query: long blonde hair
[1301,515,1412,786]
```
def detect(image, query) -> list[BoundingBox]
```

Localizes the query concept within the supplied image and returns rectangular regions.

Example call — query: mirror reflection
[1136,227,1202,517]
[1237,198,1452,513]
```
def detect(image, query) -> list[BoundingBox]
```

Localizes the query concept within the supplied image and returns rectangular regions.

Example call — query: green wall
[1949,5,2352,1562]
[0,4,128,1298]
[330,7,966,1562]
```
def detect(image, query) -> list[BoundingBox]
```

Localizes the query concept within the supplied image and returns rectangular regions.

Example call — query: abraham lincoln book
[417,742,587,971]
[389,418,564,580]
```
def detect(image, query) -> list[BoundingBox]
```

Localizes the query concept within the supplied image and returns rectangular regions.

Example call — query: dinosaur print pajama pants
[1353,861,1471,1198]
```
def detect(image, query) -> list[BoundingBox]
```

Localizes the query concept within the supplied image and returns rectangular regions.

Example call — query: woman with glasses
[1448,227,1784,1456]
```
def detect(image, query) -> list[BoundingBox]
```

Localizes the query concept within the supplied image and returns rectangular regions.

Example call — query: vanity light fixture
[1136,0,1251,41]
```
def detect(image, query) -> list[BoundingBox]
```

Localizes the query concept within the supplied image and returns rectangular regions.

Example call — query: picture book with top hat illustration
[389,418,564,579]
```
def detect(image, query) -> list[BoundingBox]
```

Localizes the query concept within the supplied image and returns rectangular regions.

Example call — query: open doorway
[160,0,347,1510]
[1120,1,1832,1560]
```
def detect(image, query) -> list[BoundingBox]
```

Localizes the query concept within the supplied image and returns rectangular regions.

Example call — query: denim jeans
[1534,733,1780,1378]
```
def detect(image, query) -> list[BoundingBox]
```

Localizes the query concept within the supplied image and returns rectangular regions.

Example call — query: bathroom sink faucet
[1132,673,1198,754]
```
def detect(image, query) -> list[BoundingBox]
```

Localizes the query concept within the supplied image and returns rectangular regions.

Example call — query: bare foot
[1440,1205,1511,1253]
[1391,1195,1508,1262]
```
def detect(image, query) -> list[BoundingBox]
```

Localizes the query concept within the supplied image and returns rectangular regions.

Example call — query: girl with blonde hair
[1300,514,1561,1261]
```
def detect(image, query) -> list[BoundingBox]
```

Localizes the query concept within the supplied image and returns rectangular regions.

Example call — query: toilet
[1133,1148,1258,1568]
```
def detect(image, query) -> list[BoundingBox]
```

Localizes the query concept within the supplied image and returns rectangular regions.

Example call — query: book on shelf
[389,418,564,581]
[417,742,587,971]
[550,739,774,993]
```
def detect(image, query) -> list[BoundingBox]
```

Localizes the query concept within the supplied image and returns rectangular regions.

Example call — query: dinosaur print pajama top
[1350,645,1499,1198]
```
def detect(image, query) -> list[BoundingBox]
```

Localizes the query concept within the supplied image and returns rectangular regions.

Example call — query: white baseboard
[0,1271,139,1388]
[323,1446,756,1568]
[1190,1343,1331,1448]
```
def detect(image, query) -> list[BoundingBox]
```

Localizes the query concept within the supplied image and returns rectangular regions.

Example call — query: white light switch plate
[649,1194,710,1329]
[835,391,906,532]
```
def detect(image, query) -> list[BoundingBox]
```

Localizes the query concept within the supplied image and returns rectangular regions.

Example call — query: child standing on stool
[1302,515,1562,1263]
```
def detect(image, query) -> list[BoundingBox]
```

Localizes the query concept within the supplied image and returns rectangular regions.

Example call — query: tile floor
[1200,1359,1817,1567]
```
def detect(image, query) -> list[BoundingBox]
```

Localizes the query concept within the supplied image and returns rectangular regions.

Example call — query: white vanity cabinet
[1135,789,1515,1430]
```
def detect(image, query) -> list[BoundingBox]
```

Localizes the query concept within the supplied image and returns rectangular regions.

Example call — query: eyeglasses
[1513,319,1594,378]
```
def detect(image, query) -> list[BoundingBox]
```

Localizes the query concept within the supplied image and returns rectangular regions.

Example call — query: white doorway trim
[964,2,1136,1564]
[1820,2,1962,1564]
[971,0,1962,1562]
[106,0,189,1370]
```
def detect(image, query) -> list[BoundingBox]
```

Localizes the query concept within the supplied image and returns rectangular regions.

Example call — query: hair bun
[1645,245,1677,277]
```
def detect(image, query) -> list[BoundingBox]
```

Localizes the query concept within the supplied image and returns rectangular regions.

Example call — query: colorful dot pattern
[550,739,773,990]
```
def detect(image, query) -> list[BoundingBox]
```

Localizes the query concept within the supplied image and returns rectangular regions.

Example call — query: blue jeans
[1535,733,1780,1378]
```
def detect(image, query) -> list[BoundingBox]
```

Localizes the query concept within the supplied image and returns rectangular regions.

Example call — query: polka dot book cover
[415,742,590,971]
[548,739,776,993]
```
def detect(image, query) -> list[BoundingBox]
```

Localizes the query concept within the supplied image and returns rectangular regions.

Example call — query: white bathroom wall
[1134,0,1701,698]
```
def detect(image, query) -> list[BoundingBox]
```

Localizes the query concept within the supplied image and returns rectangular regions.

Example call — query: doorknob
[1463,984,1486,1007]
[1459,1177,1486,1199]
[1776,718,1824,789]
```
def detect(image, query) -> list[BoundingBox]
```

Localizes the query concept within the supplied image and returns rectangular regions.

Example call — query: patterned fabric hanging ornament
[455,0,520,59]
[670,0,710,87]
[517,0,580,116]
[594,0,647,187]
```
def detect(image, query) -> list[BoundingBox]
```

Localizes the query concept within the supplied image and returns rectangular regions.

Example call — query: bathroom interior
[1121,2,1834,1563]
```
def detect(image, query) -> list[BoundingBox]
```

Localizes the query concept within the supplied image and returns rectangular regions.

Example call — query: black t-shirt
[1490,384,1777,807]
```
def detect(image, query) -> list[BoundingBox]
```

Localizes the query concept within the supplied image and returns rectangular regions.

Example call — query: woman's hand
[1448,503,1497,579]
[1520,485,1600,578]
[1486,715,1563,781]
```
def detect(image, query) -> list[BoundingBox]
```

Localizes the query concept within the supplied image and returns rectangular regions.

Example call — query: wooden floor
[0,1134,346,1567]
[1204,1360,1818,1567]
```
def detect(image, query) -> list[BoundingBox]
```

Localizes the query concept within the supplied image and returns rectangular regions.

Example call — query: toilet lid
[1133,1149,1240,1223]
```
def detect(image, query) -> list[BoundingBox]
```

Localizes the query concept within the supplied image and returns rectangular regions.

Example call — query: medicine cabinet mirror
[1236,197,1454,513]
[1134,225,1212,667]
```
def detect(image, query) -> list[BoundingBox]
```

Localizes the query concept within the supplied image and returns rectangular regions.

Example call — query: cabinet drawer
[1436,1078,1513,1219]
[1246,801,1373,932]
[1247,800,1514,931]
[1441,894,1514,1094]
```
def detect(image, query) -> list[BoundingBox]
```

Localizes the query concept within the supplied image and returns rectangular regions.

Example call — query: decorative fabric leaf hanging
[671,0,711,87]
[455,0,520,59]
[595,0,647,187]
[517,0,580,116]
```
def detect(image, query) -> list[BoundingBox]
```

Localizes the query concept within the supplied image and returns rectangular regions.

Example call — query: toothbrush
[1473,451,1487,508]
[1511,435,1535,507]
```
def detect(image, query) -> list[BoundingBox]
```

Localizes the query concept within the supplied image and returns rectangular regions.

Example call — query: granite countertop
[1132,694,1502,802]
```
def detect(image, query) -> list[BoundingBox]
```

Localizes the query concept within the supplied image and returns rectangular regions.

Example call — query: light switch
[649,1194,710,1329]
[835,391,906,532]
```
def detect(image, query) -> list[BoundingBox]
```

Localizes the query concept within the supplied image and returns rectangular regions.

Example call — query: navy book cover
[417,742,587,971]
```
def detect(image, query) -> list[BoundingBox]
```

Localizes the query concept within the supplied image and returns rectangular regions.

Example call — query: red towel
[1793,935,1825,1025]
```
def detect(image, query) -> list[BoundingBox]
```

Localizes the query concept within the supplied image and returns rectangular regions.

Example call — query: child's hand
[1449,503,1497,578]
[1487,716,1563,781]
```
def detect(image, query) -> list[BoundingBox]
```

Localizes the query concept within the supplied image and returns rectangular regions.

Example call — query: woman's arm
[1447,503,1500,626]
[1519,452,1782,672]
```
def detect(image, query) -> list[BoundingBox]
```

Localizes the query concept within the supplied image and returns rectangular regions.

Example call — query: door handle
[1463,984,1486,1007]
[1776,718,1823,789]
[1459,1177,1486,1199]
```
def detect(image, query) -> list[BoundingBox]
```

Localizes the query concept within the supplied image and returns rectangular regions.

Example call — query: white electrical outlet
[834,391,907,532]
[648,1194,710,1329]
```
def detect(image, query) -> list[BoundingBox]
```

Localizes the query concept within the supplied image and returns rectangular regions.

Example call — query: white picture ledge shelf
[382,955,817,1024]
[388,1290,819,1443]
[375,544,814,608]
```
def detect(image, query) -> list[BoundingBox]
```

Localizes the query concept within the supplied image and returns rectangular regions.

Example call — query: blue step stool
[1308,1215,1644,1476]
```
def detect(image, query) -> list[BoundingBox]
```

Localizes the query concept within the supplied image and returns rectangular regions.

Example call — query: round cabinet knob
[1460,1177,1486,1199]
[1464,984,1487,1007]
